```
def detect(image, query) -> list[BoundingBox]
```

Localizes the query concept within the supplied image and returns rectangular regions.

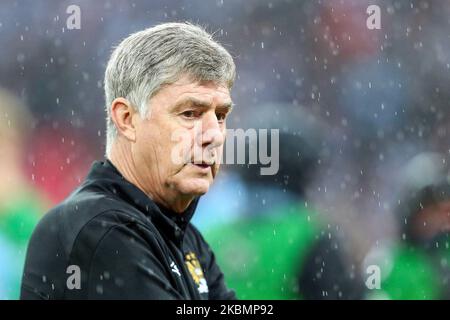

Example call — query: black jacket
[21,160,236,300]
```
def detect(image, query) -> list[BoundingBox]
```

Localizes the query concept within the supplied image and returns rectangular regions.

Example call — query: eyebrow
[171,97,234,112]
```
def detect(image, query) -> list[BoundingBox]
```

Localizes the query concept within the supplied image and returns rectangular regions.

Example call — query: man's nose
[198,112,225,149]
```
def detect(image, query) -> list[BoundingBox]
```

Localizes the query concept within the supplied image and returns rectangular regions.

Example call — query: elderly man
[21,22,236,300]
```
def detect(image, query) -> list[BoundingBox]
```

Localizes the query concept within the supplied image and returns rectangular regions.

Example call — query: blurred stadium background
[1,0,450,299]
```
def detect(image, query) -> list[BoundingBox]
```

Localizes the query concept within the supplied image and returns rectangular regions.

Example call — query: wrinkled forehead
[168,75,231,95]
[156,76,233,110]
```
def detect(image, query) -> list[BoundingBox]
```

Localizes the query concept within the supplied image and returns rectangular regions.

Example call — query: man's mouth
[188,160,214,172]
[195,163,210,169]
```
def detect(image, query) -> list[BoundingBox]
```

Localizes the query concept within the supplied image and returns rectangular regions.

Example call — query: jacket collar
[83,159,200,244]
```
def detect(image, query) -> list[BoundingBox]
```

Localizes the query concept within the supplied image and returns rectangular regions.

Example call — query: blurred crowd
[1,0,450,299]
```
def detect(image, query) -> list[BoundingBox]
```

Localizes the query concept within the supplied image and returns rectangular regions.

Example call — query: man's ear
[110,98,138,142]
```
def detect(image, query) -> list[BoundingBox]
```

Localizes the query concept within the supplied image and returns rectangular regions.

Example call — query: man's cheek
[170,128,193,165]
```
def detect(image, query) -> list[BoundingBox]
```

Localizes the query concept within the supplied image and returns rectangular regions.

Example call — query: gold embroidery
[185,252,209,294]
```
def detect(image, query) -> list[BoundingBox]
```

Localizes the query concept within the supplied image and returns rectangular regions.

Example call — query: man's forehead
[150,75,233,112]
[169,82,232,107]
[176,81,229,94]
[173,95,233,110]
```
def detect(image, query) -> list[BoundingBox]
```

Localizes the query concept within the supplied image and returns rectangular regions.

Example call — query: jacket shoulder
[21,187,156,299]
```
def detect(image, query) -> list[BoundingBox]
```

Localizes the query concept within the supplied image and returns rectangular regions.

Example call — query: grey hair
[104,22,236,156]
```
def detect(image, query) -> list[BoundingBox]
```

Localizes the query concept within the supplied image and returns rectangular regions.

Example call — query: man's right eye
[182,111,195,117]
[181,110,199,119]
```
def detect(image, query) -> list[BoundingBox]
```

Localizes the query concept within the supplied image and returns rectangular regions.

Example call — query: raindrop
[96,284,103,294]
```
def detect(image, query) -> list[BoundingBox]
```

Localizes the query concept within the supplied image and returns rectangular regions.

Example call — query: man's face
[131,76,232,206]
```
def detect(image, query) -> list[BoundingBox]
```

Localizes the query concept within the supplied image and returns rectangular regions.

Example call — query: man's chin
[177,178,212,196]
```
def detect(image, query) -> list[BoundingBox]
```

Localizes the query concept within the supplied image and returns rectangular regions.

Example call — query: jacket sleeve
[86,223,183,299]
[190,225,237,300]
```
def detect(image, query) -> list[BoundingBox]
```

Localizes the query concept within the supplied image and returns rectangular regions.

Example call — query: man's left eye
[216,113,227,122]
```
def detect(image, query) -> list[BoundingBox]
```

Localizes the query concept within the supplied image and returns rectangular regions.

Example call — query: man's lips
[188,161,214,173]
[186,159,215,166]
[194,163,210,169]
